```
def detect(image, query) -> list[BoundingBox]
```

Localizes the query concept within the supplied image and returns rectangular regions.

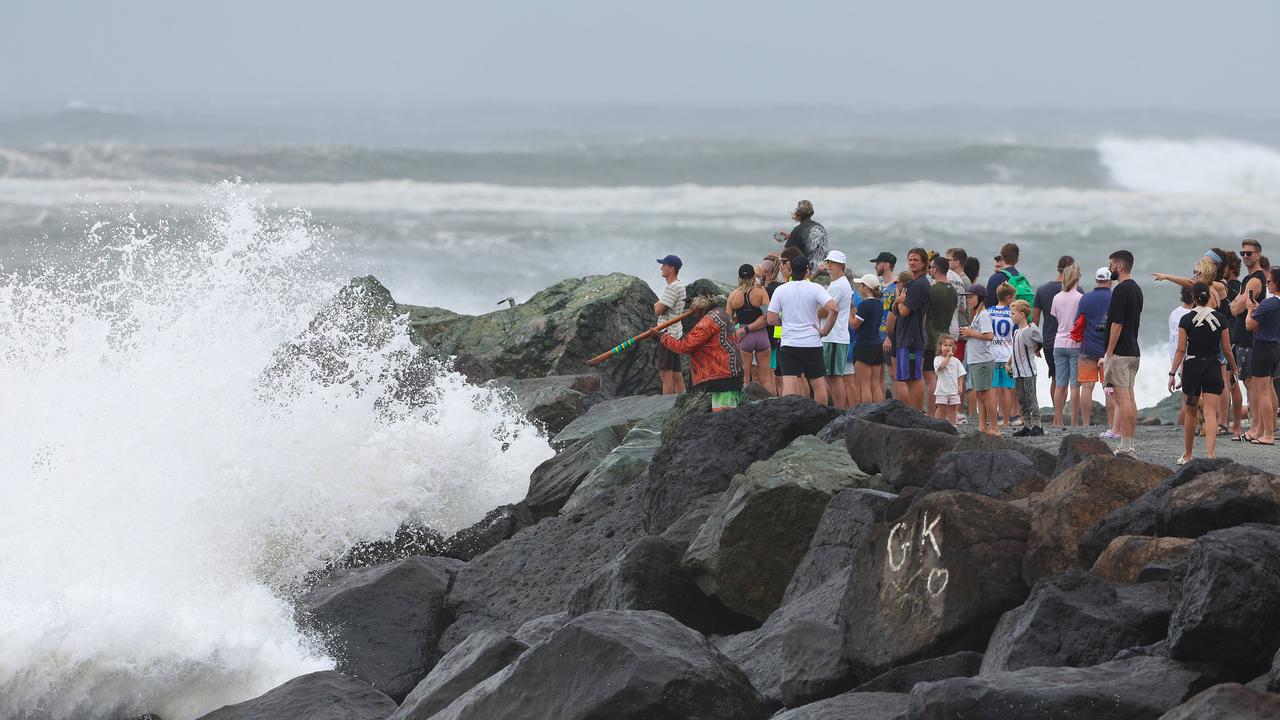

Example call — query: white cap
[1095,266,1111,281]
[825,250,847,265]
[852,273,880,288]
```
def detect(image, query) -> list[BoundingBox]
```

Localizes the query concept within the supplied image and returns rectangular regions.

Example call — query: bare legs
[660,369,686,395]
[1182,393,1222,461]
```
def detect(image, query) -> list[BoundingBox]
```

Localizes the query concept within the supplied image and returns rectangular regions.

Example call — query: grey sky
[3,0,1279,113]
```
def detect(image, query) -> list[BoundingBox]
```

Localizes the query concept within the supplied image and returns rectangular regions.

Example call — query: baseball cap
[656,255,683,269]
[852,273,880,288]
[967,283,988,297]
[826,250,848,265]
[870,251,897,265]
[738,263,755,280]
[1095,267,1111,281]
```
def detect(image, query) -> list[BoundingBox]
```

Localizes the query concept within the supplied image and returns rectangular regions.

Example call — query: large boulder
[441,503,536,562]
[926,451,1046,500]
[840,491,1030,682]
[1076,459,1234,569]
[1090,535,1195,583]
[1023,455,1170,585]
[642,396,840,533]
[551,393,675,450]
[660,390,712,443]
[1054,434,1114,476]
[524,427,622,518]
[194,671,396,720]
[845,420,957,490]
[683,435,883,621]
[659,492,724,549]
[513,384,585,435]
[561,411,667,513]
[297,556,461,702]
[410,273,663,396]
[441,483,648,650]
[772,691,909,720]
[1158,683,1280,720]
[1168,524,1280,677]
[779,619,855,708]
[427,610,769,720]
[1157,464,1280,538]
[817,399,957,443]
[389,631,528,720]
[950,432,1058,478]
[784,488,901,602]
[980,571,1171,674]
[512,612,570,647]
[906,656,1218,720]
[855,651,984,693]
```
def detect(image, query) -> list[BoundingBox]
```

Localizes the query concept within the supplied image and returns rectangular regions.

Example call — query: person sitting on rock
[658,295,745,412]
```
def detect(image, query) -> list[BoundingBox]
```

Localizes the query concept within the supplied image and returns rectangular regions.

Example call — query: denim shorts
[1053,347,1081,387]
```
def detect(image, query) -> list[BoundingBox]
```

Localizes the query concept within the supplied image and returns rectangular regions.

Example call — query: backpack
[1001,269,1036,307]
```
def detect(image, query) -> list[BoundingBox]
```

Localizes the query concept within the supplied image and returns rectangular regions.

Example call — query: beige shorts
[1107,356,1140,389]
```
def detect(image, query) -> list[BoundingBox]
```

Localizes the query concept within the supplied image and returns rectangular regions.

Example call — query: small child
[932,335,966,424]
[1008,299,1044,437]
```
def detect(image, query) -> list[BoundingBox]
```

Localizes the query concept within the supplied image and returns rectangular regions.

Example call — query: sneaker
[1011,416,1024,427]
[1028,426,1045,436]
[1114,447,1138,459]
[1012,427,1031,437]
[957,415,969,425]
[1098,429,1120,440]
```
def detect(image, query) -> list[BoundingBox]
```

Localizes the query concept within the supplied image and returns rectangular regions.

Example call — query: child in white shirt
[933,335,967,424]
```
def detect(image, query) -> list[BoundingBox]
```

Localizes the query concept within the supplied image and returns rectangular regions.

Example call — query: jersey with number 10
[987,304,1014,362]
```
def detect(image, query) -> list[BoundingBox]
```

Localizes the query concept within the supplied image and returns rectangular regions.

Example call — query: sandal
[1217,424,1231,437]
[1231,434,1244,442]
[1246,437,1276,446]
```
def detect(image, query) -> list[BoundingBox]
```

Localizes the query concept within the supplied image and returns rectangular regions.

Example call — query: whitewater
[0,186,553,719]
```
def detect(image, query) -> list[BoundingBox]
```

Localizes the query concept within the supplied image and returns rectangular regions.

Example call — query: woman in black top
[1169,282,1237,465]
[729,263,775,396]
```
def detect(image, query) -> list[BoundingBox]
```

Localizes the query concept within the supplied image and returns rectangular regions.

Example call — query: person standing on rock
[1170,282,1237,463]
[850,273,886,404]
[1078,267,1114,431]
[1105,250,1143,458]
[932,334,965,424]
[1244,267,1280,445]
[873,251,899,399]
[894,248,933,412]
[959,284,998,435]
[728,263,775,395]
[779,200,828,275]
[1231,239,1266,441]
[1050,264,1085,428]
[1033,255,1073,408]
[1009,299,1045,437]
[767,254,839,405]
[925,256,959,415]
[655,255,688,395]
[658,296,745,412]
[820,251,854,409]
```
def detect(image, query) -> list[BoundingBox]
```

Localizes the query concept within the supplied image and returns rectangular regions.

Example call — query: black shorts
[854,343,885,367]
[656,342,683,372]
[1181,357,1224,404]
[1235,345,1254,378]
[778,345,825,379]
[1251,341,1280,379]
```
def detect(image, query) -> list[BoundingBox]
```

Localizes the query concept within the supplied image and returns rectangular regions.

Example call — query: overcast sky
[4,0,1279,114]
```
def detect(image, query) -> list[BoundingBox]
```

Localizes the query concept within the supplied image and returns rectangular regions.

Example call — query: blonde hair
[1194,255,1218,284]
[937,334,957,348]
[996,282,1016,302]
[1061,264,1081,292]
[1010,299,1031,317]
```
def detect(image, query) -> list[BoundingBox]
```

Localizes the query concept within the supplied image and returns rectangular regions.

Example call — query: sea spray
[0,185,552,719]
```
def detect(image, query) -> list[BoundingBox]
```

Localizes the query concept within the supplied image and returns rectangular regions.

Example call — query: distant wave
[1097,136,1280,193]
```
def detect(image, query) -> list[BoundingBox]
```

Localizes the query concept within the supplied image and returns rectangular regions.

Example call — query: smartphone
[773,232,786,243]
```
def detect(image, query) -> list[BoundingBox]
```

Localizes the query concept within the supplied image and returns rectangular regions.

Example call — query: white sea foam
[1098,136,1280,194]
[0,185,551,719]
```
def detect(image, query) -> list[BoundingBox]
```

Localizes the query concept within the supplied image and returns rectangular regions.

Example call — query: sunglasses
[1242,250,1258,257]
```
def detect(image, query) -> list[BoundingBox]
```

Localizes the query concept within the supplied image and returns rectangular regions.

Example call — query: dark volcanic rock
[441,503,536,562]
[389,631,527,720]
[981,571,1171,674]
[683,435,881,622]
[551,393,675,450]
[410,273,664,396]
[524,427,622,518]
[441,483,648,650]
[906,656,1218,720]
[1168,524,1280,677]
[1158,683,1280,720]
[659,492,724,549]
[1076,459,1234,569]
[1055,434,1114,476]
[926,450,1046,500]
[817,398,957,443]
[428,610,769,720]
[194,671,396,720]
[855,651,984,693]
[779,619,853,708]
[784,488,899,602]
[1023,455,1169,585]
[950,432,1057,478]
[1090,535,1195,584]
[772,691,909,720]
[562,411,668,513]
[845,419,957,490]
[660,389,712,443]
[841,491,1030,682]
[643,396,839,533]
[1157,464,1280,538]
[298,556,460,702]
[1270,650,1280,692]
[327,522,444,572]
[514,384,585,435]
[512,613,570,647]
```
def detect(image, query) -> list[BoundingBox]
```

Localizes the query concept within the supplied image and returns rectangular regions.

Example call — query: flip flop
[1217,425,1231,436]
[1246,437,1276,446]
[1231,434,1244,442]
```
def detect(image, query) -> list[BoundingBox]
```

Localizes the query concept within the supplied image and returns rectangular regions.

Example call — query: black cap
[870,251,897,266]
[656,255,683,269]
[738,263,755,280]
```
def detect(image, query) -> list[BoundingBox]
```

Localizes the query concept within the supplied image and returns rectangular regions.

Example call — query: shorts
[656,342,683,372]
[1107,355,1140,389]
[1053,347,1080,387]
[993,365,1016,389]
[1078,356,1101,383]
[1181,356,1224,404]
[970,361,997,392]
[1252,341,1280,379]
[778,345,826,379]
[1234,345,1253,378]
[710,390,742,412]
[739,328,771,353]
[935,393,961,405]
[895,346,926,382]
[854,344,885,366]
[823,342,849,376]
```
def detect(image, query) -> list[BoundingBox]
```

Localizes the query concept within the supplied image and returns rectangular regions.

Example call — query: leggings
[1015,376,1041,427]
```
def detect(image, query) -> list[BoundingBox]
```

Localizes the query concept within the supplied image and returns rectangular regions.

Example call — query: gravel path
[995,423,1280,470]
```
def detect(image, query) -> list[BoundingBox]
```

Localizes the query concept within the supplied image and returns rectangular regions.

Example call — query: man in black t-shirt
[894,247,932,411]
[780,200,828,274]
[1104,250,1143,457]
[1230,238,1267,437]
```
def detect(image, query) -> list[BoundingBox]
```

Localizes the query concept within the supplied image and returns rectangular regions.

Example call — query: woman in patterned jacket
[659,295,745,411]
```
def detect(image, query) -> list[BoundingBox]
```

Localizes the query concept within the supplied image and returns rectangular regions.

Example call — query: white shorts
[935,393,961,406]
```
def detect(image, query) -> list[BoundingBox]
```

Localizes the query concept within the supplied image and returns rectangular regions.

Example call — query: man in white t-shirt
[767,254,839,405]
[821,250,853,409]
[654,254,687,395]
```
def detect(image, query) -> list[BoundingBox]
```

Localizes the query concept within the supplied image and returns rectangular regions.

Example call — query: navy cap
[657,255,683,269]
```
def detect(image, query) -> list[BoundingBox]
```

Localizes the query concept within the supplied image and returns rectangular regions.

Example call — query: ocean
[1,106,1279,717]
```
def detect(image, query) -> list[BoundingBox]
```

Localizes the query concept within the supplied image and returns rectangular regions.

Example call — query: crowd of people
[647,200,1280,464]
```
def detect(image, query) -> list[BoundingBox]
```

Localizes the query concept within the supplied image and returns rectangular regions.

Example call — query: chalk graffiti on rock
[886,511,949,599]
